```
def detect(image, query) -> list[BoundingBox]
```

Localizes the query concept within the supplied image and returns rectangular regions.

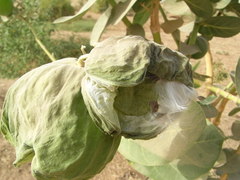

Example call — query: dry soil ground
[0,12,240,180]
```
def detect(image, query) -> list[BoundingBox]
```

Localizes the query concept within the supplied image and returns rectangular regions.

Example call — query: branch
[150,0,162,44]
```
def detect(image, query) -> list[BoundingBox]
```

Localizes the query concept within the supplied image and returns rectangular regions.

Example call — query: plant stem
[207,86,238,104]
[150,0,162,44]
[108,0,132,27]
[208,85,237,125]
[22,19,56,62]
[159,4,167,22]
[220,174,228,180]
[205,44,214,96]
[122,17,131,27]
[158,3,180,47]
[188,22,200,45]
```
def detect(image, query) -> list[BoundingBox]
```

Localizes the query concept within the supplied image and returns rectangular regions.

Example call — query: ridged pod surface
[0,58,121,180]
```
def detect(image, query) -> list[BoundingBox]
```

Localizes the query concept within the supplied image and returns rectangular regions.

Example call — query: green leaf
[133,9,151,25]
[118,102,207,165]
[162,0,191,16]
[199,95,218,105]
[217,148,240,179]
[90,7,112,46]
[215,0,231,9]
[126,23,145,37]
[0,0,13,16]
[193,72,210,81]
[228,107,240,116]
[132,0,152,12]
[231,120,240,140]
[191,36,209,59]
[108,0,137,25]
[225,0,240,17]
[199,104,218,118]
[183,0,213,18]
[160,18,184,34]
[235,58,240,96]
[199,16,240,38]
[179,42,200,56]
[53,0,97,23]
[131,122,224,180]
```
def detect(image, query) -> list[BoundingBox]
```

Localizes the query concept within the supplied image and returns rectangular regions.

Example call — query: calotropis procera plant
[0,36,204,180]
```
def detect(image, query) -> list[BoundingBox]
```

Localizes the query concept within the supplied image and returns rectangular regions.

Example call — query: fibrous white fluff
[82,76,197,139]
[119,80,197,138]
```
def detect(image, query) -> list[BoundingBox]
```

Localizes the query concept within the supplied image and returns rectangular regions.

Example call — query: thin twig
[205,45,214,96]
[208,85,237,126]
[150,0,162,44]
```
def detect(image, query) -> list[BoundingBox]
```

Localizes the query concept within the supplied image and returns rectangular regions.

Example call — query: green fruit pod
[0,58,121,180]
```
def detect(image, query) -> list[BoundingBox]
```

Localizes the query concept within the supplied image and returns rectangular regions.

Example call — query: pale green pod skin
[82,36,195,139]
[0,58,121,180]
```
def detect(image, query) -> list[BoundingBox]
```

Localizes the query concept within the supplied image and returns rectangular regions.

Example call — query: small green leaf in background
[127,121,224,180]
[199,16,240,38]
[235,58,240,96]
[183,0,213,19]
[126,23,145,37]
[225,0,240,17]
[199,95,218,105]
[215,0,231,9]
[108,0,137,25]
[160,18,184,34]
[231,120,240,140]
[90,7,112,46]
[199,104,218,118]
[133,9,150,25]
[53,0,97,23]
[191,36,209,59]
[228,107,240,116]
[193,72,211,81]
[179,42,200,56]
[161,0,191,16]
[0,0,13,16]
[216,148,240,180]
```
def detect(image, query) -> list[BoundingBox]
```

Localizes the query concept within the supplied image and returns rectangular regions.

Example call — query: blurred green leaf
[119,102,206,166]
[161,0,191,16]
[179,42,200,56]
[129,121,224,180]
[191,36,209,59]
[183,0,213,18]
[231,120,240,140]
[90,7,112,46]
[0,0,13,16]
[108,0,137,25]
[126,23,145,37]
[199,104,218,118]
[132,0,152,12]
[230,71,235,83]
[193,72,210,81]
[235,58,240,96]
[199,95,218,105]
[160,18,184,34]
[228,107,240,116]
[225,0,240,17]
[192,60,201,72]
[199,16,240,38]
[217,148,240,179]
[133,9,150,25]
[53,0,97,23]
[215,0,231,9]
